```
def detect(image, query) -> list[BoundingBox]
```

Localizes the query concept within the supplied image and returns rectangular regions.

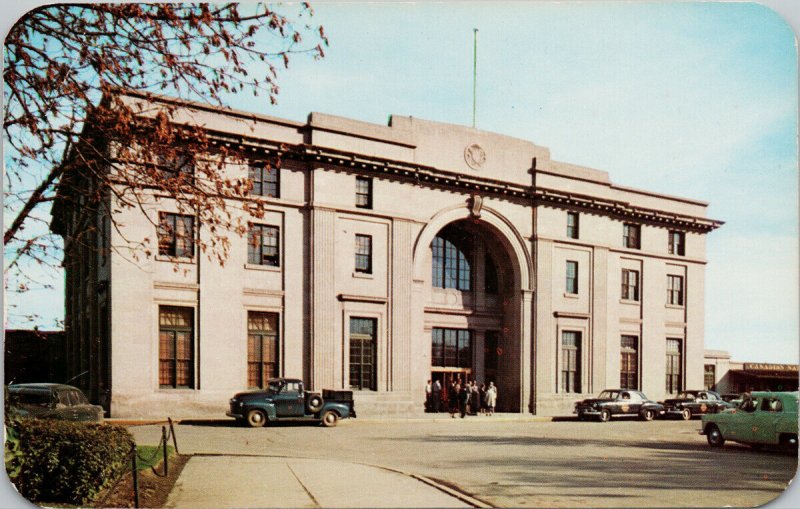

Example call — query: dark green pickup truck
[226,378,356,427]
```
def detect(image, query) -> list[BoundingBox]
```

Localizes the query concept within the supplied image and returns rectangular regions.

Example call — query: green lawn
[135,444,175,471]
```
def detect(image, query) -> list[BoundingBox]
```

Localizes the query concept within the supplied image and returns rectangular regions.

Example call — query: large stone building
[52,91,722,418]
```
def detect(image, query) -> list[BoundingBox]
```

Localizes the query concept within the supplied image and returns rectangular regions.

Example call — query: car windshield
[677,392,696,400]
[13,392,52,407]
[598,390,620,399]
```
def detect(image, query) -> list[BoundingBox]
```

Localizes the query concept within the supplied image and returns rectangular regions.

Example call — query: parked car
[660,390,733,419]
[6,383,104,422]
[700,391,798,450]
[574,389,665,422]
[226,378,356,427]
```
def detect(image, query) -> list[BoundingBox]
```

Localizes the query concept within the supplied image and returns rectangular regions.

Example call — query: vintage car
[660,390,732,419]
[574,389,665,422]
[700,391,798,450]
[226,377,356,427]
[6,383,104,422]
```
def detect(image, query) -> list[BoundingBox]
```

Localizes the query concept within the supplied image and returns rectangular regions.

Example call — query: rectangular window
[155,153,194,184]
[431,328,471,368]
[247,312,279,388]
[565,261,578,294]
[567,212,579,239]
[666,338,683,394]
[158,213,195,258]
[667,275,684,306]
[247,224,280,267]
[561,331,581,393]
[159,306,194,388]
[668,231,685,256]
[355,176,373,209]
[349,317,376,390]
[621,269,640,301]
[620,335,639,390]
[249,164,280,198]
[623,223,641,249]
[704,364,716,390]
[355,234,372,274]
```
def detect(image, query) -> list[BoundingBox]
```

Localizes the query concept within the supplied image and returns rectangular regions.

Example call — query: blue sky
[4,1,798,364]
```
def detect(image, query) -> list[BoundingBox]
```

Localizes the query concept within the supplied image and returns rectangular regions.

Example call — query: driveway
[128,416,798,507]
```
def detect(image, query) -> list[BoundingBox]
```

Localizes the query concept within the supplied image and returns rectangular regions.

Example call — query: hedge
[8,419,134,504]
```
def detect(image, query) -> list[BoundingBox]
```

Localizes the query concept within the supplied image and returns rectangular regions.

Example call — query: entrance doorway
[431,369,472,412]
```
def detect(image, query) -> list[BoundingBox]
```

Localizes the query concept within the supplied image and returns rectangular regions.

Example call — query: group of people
[425,378,497,418]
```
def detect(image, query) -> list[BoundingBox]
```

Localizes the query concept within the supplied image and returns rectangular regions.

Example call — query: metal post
[131,444,139,508]
[168,417,179,454]
[162,426,169,476]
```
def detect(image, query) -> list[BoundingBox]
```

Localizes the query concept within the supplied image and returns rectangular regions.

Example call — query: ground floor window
[704,364,716,390]
[247,311,279,388]
[159,306,194,388]
[561,331,581,393]
[620,335,639,390]
[349,317,377,390]
[666,338,683,393]
[432,328,472,368]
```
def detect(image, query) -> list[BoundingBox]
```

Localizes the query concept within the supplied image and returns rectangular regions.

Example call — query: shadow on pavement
[179,418,320,428]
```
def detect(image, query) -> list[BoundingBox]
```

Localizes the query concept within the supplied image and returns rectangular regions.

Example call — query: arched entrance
[412,203,533,413]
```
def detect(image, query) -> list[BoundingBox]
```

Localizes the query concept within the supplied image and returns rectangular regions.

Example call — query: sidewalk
[165,455,485,508]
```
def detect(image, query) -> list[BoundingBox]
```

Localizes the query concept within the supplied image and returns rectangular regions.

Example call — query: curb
[112,415,568,425]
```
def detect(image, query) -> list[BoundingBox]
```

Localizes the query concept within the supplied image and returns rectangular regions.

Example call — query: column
[311,207,337,390]
[391,220,414,391]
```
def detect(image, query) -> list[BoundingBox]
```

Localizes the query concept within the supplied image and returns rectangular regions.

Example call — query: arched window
[432,232,471,291]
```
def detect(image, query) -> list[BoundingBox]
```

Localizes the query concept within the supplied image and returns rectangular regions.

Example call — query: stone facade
[52,91,722,418]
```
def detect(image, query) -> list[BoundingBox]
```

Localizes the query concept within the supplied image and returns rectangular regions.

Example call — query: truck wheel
[321,410,339,427]
[681,408,692,420]
[640,409,655,421]
[706,425,725,447]
[598,409,611,422]
[307,394,324,413]
[246,409,267,428]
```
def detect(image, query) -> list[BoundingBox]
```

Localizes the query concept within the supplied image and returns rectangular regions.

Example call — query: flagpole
[472,28,478,128]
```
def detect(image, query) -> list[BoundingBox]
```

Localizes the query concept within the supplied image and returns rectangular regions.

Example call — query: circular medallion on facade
[464,143,486,170]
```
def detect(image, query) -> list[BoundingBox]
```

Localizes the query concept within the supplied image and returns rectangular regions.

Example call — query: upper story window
[432,233,471,291]
[248,224,280,267]
[157,153,194,183]
[623,223,641,249]
[355,176,373,209]
[249,164,280,198]
[158,212,195,259]
[567,212,579,239]
[667,275,684,306]
[668,231,685,256]
[355,234,372,274]
[565,261,578,294]
[621,269,640,301]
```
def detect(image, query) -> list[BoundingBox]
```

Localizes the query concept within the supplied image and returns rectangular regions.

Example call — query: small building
[51,91,722,418]
[703,349,798,395]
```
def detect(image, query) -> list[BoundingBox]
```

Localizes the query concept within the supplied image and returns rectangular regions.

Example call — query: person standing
[486,381,497,416]
[458,383,469,418]
[425,380,432,412]
[479,383,487,415]
[470,381,480,415]
[432,379,441,413]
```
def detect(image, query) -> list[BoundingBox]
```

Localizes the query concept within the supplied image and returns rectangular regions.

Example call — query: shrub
[8,419,134,504]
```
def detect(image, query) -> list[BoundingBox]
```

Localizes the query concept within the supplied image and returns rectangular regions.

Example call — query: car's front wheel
[598,409,611,422]
[246,409,267,428]
[706,424,725,447]
[640,409,656,421]
[321,410,339,427]
[681,408,692,420]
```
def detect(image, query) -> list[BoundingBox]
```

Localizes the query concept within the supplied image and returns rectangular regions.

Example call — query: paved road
[129,416,798,507]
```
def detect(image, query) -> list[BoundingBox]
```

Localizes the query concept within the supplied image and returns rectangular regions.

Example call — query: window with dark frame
[159,306,194,388]
[431,234,472,291]
[567,212,579,239]
[431,328,472,368]
[247,311,279,389]
[667,275,684,306]
[247,224,280,267]
[623,223,641,249]
[355,176,373,209]
[349,317,376,390]
[484,254,499,294]
[355,234,372,274]
[668,230,685,256]
[621,269,640,301]
[620,335,639,390]
[704,364,716,390]
[249,164,280,198]
[666,338,683,393]
[561,331,581,393]
[158,213,195,258]
[565,261,578,294]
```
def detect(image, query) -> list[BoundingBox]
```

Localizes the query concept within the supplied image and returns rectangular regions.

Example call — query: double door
[431,369,472,411]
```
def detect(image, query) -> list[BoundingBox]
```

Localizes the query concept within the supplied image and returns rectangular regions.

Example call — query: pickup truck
[226,378,356,427]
